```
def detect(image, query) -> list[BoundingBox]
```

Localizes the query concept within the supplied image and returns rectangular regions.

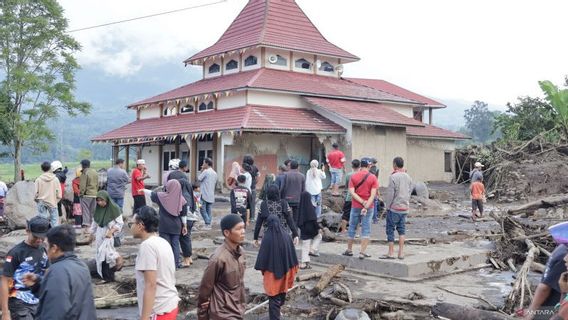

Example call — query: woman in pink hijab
[226,161,242,189]
[148,179,187,268]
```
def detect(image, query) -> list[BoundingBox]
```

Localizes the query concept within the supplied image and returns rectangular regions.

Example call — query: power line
[67,0,228,33]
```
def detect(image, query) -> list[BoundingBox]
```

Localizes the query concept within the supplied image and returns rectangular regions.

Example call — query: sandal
[398,255,405,260]
[309,251,320,257]
[379,255,395,260]
[300,263,312,270]
[342,250,353,256]
[359,252,371,259]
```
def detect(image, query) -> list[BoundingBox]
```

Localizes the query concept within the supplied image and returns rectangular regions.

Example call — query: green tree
[77,148,92,161]
[0,0,90,181]
[493,96,556,141]
[539,79,568,137]
[464,100,498,143]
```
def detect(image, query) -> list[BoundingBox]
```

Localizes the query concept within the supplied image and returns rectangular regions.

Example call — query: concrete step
[301,242,491,281]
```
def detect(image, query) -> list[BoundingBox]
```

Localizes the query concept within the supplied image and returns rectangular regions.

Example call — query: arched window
[226,59,238,70]
[198,102,207,111]
[244,55,258,66]
[207,101,214,110]
[319,61,334,72]
[180,104,194,114]
[275,55,287,66]
[208,63,220,74]
[295,58,311,70]
[163,107,168,116]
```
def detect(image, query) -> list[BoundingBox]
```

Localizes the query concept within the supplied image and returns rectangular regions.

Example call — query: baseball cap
[360,157,372,167]
[27,216,50,238]
[136,159,146,165]
[474,162,484,168]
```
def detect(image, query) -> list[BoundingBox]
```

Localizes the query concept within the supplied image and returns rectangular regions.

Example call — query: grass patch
[0,160,118,183]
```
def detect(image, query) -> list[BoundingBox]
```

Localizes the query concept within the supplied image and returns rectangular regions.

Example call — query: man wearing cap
[132,159,150,216]
[198,215,246,320]
[162,159,181,187]
[107,158,130,209]
[343,157,379,259]
[79,159,98,229]
[35,161,62,227]
[50,161,68,219]
[470,162,484,182]
[1,216,50,320]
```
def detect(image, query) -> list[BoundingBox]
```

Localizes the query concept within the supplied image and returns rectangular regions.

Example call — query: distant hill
[433,98,504,132]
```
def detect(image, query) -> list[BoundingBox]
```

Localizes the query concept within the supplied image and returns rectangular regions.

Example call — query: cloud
[60,0,568,104]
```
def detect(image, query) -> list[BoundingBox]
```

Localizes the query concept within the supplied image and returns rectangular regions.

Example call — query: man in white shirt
[129,206,180,319]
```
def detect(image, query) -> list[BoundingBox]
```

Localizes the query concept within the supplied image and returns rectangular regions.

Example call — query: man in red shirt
[326,143,346,196]
[343,157,378,259]
[132,159,150,215]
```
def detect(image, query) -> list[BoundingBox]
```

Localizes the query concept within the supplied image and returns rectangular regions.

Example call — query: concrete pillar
[174,137,180,159]
[190,138,198,182]
[158,144,163,185]
[112,144,119,163]
[429,107,433,125]
[136,145,142,161]
[125,146,130,173]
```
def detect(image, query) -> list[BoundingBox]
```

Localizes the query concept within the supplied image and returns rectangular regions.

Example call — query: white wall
[217,92,246,109]
[315,57,339,77]
[247,91,309,108]
[139,106,161,120]
[406,138,456,183]
[385,103,414,118]
[141,146,160,186]
[204,57,222,79]
[241,48,261,72]
[264,48,290,71]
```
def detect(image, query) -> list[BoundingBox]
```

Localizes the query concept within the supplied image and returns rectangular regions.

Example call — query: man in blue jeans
[198,158,217,230]
[382,157,412,260]
[343,158,378,260]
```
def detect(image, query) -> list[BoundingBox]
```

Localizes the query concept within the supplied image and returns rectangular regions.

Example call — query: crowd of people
[0,145,418,320]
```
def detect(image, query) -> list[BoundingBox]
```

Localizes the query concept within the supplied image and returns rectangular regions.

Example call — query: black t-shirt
[541,244,568,307]
[2,241,49,304]
[230,187,252,216]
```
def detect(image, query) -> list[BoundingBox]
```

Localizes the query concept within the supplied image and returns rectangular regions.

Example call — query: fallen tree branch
[435,286,504,314]
[310,264,345,297]
[507,195,568,215]
[505,239,539,312]
[297,272,323,282]
[431,302,513,320]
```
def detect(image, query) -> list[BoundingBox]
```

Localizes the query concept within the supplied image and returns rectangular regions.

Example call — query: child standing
[72,167,83,227]
[230,175,252,227]
[471,175,486,221]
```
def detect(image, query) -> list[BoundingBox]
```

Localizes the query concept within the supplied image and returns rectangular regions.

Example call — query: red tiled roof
[406,124,469,140]
[129,68,419,108]
[92,105,345,142]
[305,97,425,127]
[186,0,358,64]
[347,78,446,108]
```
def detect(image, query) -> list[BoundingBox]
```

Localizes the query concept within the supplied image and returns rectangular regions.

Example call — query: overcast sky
[59,0,568,108]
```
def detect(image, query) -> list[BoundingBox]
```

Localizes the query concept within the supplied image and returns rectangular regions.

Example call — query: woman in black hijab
[253,184,299,247]
[255,215,299,320]
[297,191,323,269]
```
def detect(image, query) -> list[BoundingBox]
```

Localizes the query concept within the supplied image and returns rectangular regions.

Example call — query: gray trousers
[80,197,96,227]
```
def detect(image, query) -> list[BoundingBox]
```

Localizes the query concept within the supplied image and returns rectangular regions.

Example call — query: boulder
[4,181,37,229]
[412,182,429,199]
[322,192,345,213]
[321,211,342,230]
[335,308,371,320]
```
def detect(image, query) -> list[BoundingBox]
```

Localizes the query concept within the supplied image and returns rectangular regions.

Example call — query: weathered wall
[141,145,160,186]
[406,138,455,183]
[224,133,314,187]
[350,125,407,186]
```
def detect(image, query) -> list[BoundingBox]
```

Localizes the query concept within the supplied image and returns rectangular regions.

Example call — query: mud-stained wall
[350,126,407,186]
[407,138,455,183]
[223,133,314,187]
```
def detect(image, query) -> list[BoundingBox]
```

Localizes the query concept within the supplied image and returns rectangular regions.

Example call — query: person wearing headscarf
[297,191,323,270]
[305,160,326,218]
[198,215,246,320]
[146,179,187,269]
[227,162,242,189]
[255,215,299,320]
[254,185,299,247]
[90,190,124,281]
[167,161,196,267]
